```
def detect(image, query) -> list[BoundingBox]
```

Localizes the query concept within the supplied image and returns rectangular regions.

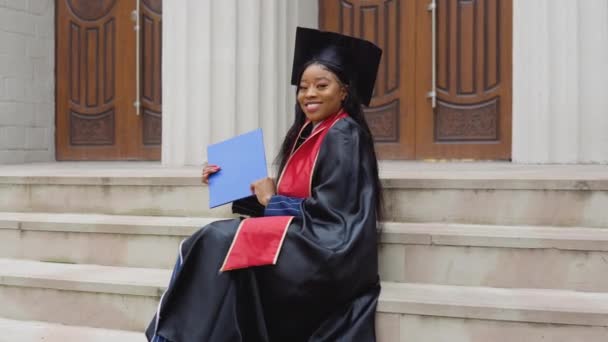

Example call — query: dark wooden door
[140,0,163,152]
[415,0,512,159]
[56,0,162,160]
[319,0,512,160]
[319,0,417,159]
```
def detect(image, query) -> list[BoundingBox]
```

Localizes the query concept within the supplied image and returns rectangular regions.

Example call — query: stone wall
[0,0,54,164]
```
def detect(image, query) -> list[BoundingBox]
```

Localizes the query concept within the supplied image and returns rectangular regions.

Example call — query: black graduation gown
[146,117,380,341]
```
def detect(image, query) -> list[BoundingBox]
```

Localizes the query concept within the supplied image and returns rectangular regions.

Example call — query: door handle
[427,0,437,109]
[132,1,141,116]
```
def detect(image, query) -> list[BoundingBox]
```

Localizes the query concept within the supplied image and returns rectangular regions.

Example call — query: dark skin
[202,63,346,207]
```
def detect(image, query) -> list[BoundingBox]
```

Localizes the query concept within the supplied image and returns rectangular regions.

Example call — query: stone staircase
[0,162,607,341]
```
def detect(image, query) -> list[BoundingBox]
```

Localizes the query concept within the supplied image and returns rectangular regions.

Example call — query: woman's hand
[251,177,276,207]
[201,163,221,185]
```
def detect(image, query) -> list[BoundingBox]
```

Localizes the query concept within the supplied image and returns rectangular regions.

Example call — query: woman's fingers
[201,165,221,184]
[250,177,276,206]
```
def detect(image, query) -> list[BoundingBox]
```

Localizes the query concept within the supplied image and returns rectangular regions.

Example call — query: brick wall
[0,0,54,164]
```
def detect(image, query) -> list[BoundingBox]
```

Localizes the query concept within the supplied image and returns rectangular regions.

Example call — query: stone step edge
[0,258,170,297]
[1,174,607,190]
[379,282,608,327]
[1,258,608,327]
[380,222,608,251]
[1,212,607,251]
[0,317,146,342]
[0,211,217,236]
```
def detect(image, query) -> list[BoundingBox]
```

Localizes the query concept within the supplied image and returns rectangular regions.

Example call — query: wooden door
[415,0,512,159]
[56,0,162,160]
[319,0,417,159]
[319,0,512,160]
[140,0,163,152]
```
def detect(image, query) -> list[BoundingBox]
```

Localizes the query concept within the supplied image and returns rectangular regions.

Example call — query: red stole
[221,111,348,272]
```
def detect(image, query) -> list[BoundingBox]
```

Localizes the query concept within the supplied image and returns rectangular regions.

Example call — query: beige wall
[0,0,54,164]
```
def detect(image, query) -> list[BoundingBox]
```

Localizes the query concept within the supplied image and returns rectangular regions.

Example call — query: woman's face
[297,64,347,124]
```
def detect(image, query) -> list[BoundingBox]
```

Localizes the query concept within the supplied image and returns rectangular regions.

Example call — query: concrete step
[1,258,607,340]
[378,222,608,292]
[0,258,169,331]
[2,212,608,291]
[377,282,608,342]
[0,165,233,218]
[0,212,211,269]
[1,162,607,227]
[0,317,146,342]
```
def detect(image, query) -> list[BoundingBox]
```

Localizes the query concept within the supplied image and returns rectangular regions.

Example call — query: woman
[147,27,383,342]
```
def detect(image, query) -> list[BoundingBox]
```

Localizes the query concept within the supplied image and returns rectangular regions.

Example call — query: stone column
[162,0,318,166]
[513,0,608,163]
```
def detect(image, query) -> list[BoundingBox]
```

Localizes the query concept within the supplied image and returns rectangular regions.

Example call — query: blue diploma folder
[207,128,268,208]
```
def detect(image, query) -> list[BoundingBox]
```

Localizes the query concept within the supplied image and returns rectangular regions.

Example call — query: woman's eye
[317,84,328,89]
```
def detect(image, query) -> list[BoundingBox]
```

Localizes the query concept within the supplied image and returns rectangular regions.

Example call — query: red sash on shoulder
[277,111,348,197]
[220,111,348,272]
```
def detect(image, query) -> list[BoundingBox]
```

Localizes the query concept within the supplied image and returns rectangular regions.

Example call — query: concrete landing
[0,161,606,189]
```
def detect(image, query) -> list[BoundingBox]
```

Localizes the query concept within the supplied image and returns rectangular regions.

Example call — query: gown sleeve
[232,195,304,218]
[298,119,378,253]
[231,195,265,217]
[264,195,304,217]
[274,118,378,281]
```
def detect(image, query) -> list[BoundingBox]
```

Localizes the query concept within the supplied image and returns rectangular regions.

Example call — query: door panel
[415,0,512,159]
[57,0,124,158]
[140,0,163,154]
[319,0,417,159]
[56,0,162,160]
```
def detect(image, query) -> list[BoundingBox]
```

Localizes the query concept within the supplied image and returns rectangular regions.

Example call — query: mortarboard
[291,27,382,106]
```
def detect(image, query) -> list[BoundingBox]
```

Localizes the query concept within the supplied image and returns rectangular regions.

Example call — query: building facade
[0,0,606,165]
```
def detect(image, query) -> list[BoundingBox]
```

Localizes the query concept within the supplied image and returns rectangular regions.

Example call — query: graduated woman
[147,27,383,342]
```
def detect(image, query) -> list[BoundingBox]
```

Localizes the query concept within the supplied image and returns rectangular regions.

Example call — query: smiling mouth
[305,102,321,111]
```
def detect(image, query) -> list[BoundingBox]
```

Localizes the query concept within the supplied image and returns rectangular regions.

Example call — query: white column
[513,0,608,164]
[162,0,318,166]
[578,0,608,163]
[512,0,551,163]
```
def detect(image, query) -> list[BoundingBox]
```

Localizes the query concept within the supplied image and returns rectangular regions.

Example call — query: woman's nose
[304,88,317,97]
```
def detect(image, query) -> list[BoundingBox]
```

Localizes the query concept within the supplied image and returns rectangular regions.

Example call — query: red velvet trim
[220,216,293,272]
[277,112,348,198]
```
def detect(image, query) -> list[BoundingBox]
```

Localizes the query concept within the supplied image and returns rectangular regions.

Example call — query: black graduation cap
[291,27,382,106]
